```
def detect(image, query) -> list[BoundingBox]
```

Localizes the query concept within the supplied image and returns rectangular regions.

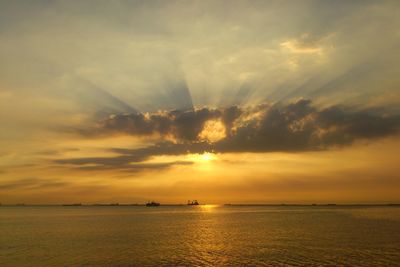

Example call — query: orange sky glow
[1,1,399,204]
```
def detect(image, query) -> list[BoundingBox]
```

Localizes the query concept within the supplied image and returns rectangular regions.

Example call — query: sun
[200,152,216,161]
[187,152,218,163]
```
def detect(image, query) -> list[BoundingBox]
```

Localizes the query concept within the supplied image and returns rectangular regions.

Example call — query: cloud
[96,99,400,150]
[68,161,194,173]
[98,107,236,141]
[217,100,400,152]
[55,99,400,171]
[54,142,209,172]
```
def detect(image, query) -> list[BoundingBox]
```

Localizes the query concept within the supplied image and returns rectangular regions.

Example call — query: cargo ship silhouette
[146,201,160,207]
[187,200,199,205]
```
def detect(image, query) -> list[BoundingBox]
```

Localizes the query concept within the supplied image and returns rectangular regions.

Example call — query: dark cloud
[57,100,400,171]
[71,161,194,173]
[56,142,211,167]
[99,107,228,141]
[217,100,400,152]
[98,99,400,149]
[217,100,318,152]
[55,142,210,172]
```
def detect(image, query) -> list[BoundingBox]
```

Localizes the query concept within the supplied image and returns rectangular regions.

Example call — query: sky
[0,0,400,204]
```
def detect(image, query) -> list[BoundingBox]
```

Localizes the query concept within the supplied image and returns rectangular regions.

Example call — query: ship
[187,200,199,205]
[146,201,160,207]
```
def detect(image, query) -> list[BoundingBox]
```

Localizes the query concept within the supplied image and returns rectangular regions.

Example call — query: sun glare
[187,152,218,163]
[199,204,218,212]
[200,152,215,161]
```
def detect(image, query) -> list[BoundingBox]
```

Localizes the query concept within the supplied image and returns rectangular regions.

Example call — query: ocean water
[1,205,399,266]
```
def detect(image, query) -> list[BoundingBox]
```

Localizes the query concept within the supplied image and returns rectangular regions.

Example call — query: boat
[146,201,160,207]
[187,200,199,205]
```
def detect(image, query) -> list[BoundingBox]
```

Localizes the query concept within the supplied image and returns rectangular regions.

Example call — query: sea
[1,205,399,266]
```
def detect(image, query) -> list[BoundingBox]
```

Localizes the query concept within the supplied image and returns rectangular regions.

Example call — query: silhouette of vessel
[187,200,199,205]
[146,201,160,207]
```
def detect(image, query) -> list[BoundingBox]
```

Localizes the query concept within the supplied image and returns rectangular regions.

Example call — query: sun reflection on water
[199,204,219,212]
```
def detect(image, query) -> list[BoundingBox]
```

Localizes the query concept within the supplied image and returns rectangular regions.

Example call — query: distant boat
[146,201,160,207]
[187,200,199,205]
[62,203,82,206]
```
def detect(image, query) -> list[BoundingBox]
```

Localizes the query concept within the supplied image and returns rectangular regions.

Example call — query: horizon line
[1,203,400,207]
